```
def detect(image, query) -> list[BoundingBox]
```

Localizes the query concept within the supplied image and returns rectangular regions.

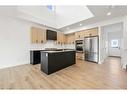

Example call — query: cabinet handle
[41,40,43,43]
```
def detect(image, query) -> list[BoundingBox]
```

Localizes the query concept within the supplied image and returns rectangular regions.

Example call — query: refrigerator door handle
[90,38,92,51]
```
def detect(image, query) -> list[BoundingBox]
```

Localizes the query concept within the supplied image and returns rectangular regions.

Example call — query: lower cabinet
[76,52,84,60]
[30,51,41,65]
[41,51,76,75]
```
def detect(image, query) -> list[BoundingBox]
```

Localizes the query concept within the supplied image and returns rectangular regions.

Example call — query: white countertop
[41,50,75,53]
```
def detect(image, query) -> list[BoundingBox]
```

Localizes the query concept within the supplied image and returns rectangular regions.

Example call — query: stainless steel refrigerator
[84,36,99,63]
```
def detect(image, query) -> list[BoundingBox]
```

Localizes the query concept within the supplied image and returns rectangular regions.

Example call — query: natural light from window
[111,40,119,48]
[47,5,54,11]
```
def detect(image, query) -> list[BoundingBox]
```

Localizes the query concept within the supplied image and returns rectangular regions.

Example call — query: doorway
[100,22,123,61]
[108,32,121,57]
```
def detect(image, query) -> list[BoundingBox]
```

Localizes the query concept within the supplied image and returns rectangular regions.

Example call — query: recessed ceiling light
[107,12,111,16]
[79,23,82,26]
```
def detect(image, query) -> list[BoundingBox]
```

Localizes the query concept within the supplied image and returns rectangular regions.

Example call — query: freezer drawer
[84,36,99,63]
[85,52,98,63]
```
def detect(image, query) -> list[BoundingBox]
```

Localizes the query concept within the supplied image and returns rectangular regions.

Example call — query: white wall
[0,15,66,69]
[121,15,127,69]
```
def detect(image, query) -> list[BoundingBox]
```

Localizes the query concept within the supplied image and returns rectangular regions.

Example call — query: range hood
[46,30,57,40]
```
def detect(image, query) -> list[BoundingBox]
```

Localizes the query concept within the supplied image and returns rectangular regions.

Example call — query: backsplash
[30,40,75,50]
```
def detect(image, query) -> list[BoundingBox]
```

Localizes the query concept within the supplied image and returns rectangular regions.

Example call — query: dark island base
[41,51,76,75]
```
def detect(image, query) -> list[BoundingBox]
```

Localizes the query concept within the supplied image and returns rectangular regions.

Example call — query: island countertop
[41,49,75,53]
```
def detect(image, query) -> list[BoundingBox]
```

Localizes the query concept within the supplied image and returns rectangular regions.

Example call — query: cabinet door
[71,34,75,44]
[75,32,80,39]
[84,28,98,37]
[31,27,38,44]
[61,33,64,44]
[76,52,84,60]
[42,29,46,43]
[80,31,85,39]
[90,28,98,36]
[39,28,46,44]
[56,32,65,45]
[56,32,61,44]
[64,35,67,44]
[37,29,41,44]
[75,31,84,40]
[84,30,91,37]
[66,33,75,44]
[61,33,65,44]
[31,27,35,43]
[31,27,46,44]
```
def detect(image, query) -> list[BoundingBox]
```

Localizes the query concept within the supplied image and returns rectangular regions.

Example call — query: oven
[75,40,84,52]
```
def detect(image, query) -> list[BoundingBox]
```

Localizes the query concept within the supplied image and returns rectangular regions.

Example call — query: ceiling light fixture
[107,12,111,16]
[79,23,82,26]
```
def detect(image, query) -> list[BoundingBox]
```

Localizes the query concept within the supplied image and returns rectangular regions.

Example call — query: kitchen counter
[41,49,75,53]
[30,49,75,65]
[41,50,76,75]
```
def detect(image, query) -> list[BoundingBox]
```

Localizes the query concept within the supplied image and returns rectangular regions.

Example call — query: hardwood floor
[0,57,127,89]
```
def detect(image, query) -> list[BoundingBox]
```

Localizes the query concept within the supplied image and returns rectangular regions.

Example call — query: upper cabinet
[75,31,84,40]
[56,32,66,45]
[66,33,75,44]
[75,27,98,40]
[46,30,57,40]
[31,27,46,44]
[31,26,98,45]
[84,28,98,37]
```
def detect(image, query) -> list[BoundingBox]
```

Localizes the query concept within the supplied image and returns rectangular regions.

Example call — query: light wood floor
[0,57,127,89]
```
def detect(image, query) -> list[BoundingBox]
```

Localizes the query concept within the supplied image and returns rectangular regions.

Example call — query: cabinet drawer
[76,52,84,60]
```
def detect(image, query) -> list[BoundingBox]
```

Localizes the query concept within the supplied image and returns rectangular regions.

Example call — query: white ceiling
[17,6,94,29]
[60,5,127,32]
[55,6,93,28]
[0,6,127,32]
[3,6,92,29]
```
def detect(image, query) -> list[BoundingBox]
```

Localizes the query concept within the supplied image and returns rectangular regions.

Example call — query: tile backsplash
[30,40,75,50]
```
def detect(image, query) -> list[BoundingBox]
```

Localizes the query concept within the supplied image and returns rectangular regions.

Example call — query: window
[47,5,54,11]
[111,40,119,48]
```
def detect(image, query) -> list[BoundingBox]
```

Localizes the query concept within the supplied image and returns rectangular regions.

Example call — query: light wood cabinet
[31,27,38,43]
[31,27,46,44]
[84,28,98,37]
[66,33,75,44]
[56,32,66,45]
[75,31,84,40]
[62,34,66,44]
[76,52,84,60]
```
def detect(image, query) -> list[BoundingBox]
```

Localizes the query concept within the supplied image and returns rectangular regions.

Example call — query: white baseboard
[0,62,29,70]
[98,59,105,64]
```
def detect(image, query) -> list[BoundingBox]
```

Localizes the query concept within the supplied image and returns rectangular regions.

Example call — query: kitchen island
[41,50,76,75]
